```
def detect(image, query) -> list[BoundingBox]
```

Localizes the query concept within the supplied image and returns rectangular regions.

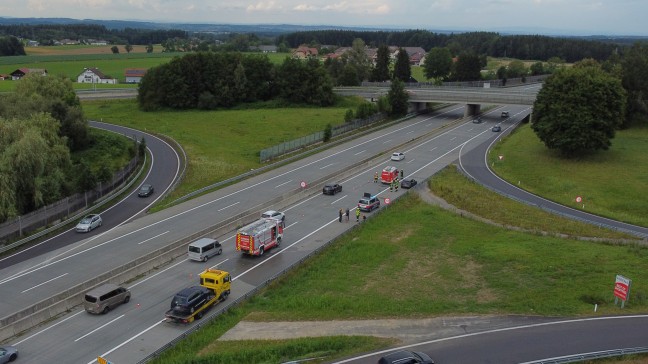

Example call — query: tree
[545,56,565,73]
[531,65,626,157]
[370,44,391,82]
[125,43,133,53]
[323,123,332,142]
[110,45,119,54]
[387,79,409,116]
[506,60,527,78]
[0,36,26,56]
[393,48,412,82]
[450,52,481,81]
[344,109,354,122]
[1,73,90,151]
[621,43,648,127]
[0,113,71,220]
[530,61,544,76]
[423,47,452,80]
[146,43,154,53]
[345,38,371,83]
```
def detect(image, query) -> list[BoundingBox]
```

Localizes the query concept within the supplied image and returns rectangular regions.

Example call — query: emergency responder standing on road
[374,172,378,183]
[400,169,404,179]
[339,209,343,222]
[356,208,360,222]
[395,180,399,192]
[389,181,393,192]
[345,208,350,222]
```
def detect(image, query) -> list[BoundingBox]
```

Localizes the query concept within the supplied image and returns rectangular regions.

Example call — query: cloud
[246,1,283,12]
[293,1,390,15]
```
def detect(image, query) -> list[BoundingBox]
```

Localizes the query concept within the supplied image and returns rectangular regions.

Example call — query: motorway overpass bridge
[334,85,539,116]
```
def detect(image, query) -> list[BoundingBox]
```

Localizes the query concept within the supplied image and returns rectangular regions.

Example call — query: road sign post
[613,274,631,308]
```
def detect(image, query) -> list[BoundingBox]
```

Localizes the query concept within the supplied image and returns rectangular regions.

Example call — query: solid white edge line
[86,319,166,364]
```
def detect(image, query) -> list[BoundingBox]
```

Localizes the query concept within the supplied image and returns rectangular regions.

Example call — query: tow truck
[165,269,231,324]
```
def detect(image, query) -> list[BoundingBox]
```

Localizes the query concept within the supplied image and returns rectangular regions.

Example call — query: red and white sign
[613,275,631,301]
[576,196,582,203]
[384,198,391,205]
[498,155,504,160]
[300,181,307,188]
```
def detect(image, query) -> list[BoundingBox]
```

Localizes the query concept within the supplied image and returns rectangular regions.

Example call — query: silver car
[75,214,102,233]
[261,210,285,225]
[0,346,18,363]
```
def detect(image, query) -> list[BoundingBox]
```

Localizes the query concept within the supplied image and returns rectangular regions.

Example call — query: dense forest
[0,36,25,56]
[0,24,188,46]
[278,29,620,63]
[138,52,334,110]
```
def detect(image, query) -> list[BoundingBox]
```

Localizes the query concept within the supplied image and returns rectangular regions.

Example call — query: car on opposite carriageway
[322,183,343,195]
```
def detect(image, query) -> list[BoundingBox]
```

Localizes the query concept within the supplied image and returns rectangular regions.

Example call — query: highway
[457,116,648,238]
[0,121,183,269]
[336,315,648,363]
[1,104,526,363]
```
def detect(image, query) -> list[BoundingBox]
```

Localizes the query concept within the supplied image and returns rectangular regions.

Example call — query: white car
[390,152,405,161]
[261,210,285,224]
[75,214,102,233]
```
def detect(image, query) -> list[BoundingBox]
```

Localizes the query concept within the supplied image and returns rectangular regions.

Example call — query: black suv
[322,183,343,195]
[378,350,434,364]
[169,286,213,315]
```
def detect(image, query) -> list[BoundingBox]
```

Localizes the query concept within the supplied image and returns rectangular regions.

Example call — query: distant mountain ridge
[0,17,646,40]
[0,17,404,35]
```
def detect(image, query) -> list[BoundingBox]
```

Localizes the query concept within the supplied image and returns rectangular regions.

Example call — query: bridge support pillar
[465,104,481,117]
[408,102,427,113]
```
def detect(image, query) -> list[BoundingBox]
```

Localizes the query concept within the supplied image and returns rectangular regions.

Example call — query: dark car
[492,125,502,132]
[358,193,380,212]
[400,178,418,189]
[138,184,154,197]
[322,183,343,195]
[169,286,214,315]
[378,350,434,364]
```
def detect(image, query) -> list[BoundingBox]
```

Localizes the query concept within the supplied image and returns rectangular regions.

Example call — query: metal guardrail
[170,112,420,206]
[135,116,468,363]
[0,155,145,254]
[519,347,648,363]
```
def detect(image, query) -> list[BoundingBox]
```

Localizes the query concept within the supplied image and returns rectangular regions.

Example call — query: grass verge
[150,190,648,363]
[488,123,648,227]
[429,166,636,240]
[82,97,365,206]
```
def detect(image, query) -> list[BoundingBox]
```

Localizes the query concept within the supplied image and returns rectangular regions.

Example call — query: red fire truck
[381,166,399,184]
[235,218,283,256]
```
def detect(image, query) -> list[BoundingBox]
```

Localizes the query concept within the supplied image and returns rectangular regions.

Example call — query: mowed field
[0,45,291,90]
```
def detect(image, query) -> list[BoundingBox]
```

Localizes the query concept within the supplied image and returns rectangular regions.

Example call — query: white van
[188,238,222,262]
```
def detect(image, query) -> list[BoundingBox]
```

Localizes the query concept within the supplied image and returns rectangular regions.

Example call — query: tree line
[278,29,620,63]
[138,52,334,110]
[0,36,25,56]
[0,24,188,46]
[0,74,136,222]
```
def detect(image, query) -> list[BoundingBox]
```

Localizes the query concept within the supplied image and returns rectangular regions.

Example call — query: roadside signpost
[613,274,631,308]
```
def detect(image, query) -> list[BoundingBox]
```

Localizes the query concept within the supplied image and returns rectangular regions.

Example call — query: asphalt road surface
[8,103,641,364]
[0,121,182,269]
[3,104,520,363]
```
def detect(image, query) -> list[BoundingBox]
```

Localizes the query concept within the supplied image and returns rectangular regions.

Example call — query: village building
[125,68,147,83]
[77,67,118,84]
[10,68,47,80]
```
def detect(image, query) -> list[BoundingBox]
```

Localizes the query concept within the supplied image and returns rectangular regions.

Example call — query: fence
[361,74,549,89]
[0,156,140,245]
[259,113,385,162]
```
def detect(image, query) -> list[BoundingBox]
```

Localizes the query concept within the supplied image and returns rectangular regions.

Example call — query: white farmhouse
[77,67,117,84]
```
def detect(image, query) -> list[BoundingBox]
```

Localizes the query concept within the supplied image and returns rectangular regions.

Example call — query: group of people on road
[338,207,366,223]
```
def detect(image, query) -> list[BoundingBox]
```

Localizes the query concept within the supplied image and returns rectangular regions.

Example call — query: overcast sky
[2,0,647,36]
